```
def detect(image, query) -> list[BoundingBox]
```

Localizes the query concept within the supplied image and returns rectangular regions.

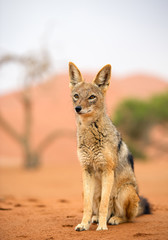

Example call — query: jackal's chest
[77,126,107,168]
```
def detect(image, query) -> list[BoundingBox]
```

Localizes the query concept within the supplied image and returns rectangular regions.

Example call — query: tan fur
[69,62,140,231]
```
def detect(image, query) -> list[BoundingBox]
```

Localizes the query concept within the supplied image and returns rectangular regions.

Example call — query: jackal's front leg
[97,170,114,231]
[75,168,95,231]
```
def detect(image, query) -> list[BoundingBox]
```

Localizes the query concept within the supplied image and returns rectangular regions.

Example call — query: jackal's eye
[88,95,96,100]
[73,94,79,100]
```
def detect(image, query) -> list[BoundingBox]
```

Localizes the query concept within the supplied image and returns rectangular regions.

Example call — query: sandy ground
[0,159,168,240]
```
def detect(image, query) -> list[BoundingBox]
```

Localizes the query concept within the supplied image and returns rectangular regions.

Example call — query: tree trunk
[23,148,40,169]
[22,88,39,168]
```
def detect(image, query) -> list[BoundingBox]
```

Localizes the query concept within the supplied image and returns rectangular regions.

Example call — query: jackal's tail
[137,196,151,216]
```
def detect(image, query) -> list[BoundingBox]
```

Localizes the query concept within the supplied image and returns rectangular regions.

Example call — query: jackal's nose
[75,106,82,113]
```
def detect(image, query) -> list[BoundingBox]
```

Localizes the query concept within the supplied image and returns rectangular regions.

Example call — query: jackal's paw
[96,224,108,231]
[75,223,90,231]
[108,216,124,225]
[92,216,99,224]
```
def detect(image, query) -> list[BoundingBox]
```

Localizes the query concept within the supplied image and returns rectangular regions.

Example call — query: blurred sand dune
[0,73,167,166]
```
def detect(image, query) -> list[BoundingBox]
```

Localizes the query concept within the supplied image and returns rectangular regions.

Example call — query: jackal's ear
[69,62,83,89]
[93,64,111,93]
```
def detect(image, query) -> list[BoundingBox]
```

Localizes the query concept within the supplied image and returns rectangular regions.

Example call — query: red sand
[0,160,168,240]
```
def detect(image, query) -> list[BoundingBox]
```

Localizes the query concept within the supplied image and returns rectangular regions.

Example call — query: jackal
[69,62,150,231]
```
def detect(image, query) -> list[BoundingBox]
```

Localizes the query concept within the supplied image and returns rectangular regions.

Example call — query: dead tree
[0,51,74,168]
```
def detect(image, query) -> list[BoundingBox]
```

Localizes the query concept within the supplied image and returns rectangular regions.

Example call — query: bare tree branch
[0,113,23,143]
[0,50,51,85]
[36,129,75,154]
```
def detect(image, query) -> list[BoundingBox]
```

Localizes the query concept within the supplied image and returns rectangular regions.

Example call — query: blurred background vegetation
[111,92,168,159]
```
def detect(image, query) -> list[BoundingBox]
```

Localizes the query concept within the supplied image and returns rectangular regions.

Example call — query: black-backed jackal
[69,62,150,231]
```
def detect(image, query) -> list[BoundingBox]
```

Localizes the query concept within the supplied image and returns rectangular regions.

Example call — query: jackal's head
[69,62,111,119]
